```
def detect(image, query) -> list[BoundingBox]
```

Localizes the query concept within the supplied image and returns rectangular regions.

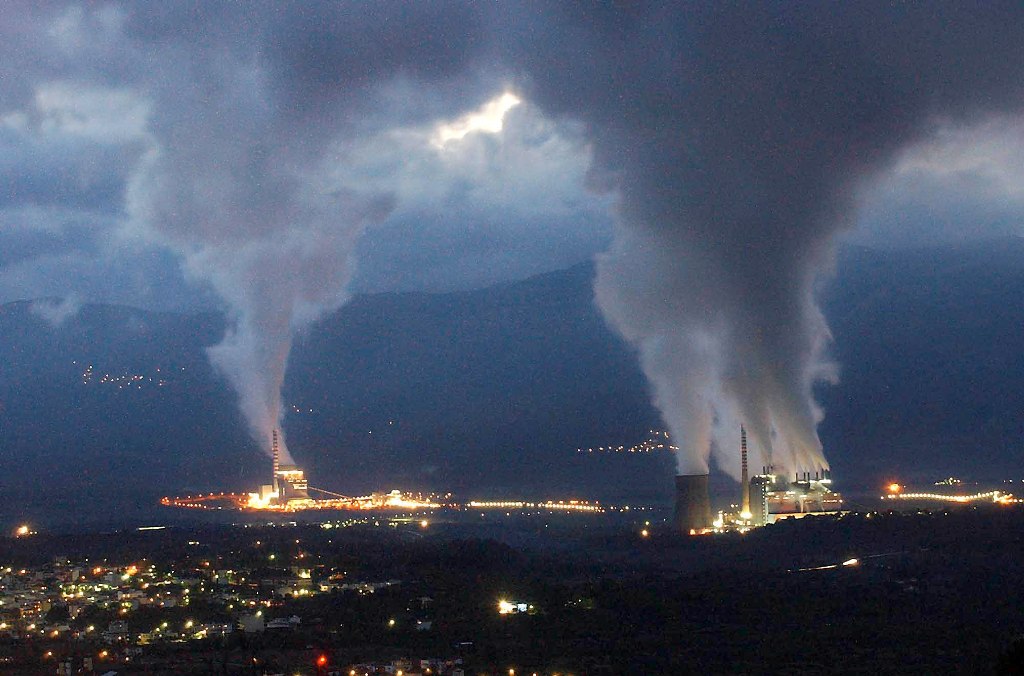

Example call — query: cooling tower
[674,474,712,532]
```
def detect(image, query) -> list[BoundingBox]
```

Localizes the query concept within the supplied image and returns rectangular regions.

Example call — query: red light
[317,655,328,667]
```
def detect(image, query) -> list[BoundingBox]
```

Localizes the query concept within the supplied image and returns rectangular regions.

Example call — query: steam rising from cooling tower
[506,4,1024,478]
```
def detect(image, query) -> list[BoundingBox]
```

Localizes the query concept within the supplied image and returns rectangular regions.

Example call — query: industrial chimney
[674,474,712,532]
[271,429,281,493]
[740,425,751,520]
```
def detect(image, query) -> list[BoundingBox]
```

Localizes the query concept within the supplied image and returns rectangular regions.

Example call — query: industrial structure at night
[160,427,1019,533]
[674,425,846,534]
[250,430,311,506]
[162,430,441,513]
[163,426,852,528]
[162,430,618,516]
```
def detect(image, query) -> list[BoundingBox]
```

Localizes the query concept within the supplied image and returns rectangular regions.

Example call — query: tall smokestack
[740,425,751,519]
[272,429,280,492]
[674,474,712,532]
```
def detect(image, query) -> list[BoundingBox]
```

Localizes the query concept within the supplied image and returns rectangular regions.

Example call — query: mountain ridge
[2,239,1024,524]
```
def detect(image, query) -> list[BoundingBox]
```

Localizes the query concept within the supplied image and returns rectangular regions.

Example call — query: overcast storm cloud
[3,3,1024,476]
[1,2,495,460]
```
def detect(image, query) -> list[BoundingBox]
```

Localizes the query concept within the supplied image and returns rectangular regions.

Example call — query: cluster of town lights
[578,430,679,454]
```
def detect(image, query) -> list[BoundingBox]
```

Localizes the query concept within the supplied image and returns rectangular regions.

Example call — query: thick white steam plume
[505,3,1024,477]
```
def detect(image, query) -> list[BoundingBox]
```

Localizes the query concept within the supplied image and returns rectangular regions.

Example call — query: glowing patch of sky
[431,92,521,147]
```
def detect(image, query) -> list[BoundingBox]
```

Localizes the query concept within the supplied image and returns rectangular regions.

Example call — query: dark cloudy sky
[2,2,1023,475]
[2,3,1019,309]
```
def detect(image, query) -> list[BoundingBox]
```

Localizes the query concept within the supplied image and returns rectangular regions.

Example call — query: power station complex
[162,430,441,512]
[253,430,311,505]
[674,425,845,533]
[163,427,845,532]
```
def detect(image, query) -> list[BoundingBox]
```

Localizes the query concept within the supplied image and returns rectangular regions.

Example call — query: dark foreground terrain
[1,507,1024,675]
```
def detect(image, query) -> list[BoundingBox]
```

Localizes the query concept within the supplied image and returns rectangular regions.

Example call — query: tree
[44,604,70,624]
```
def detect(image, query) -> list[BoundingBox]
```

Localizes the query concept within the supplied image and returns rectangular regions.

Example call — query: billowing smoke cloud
[5,3,1024,479]
[121,57,395,459]
[1,2,587,464]
[501,3,1024,477]
[117,3,490,460]
[0,2,489,462]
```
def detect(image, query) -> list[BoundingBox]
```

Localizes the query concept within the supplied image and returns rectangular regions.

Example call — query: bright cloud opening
[431,92,521,147]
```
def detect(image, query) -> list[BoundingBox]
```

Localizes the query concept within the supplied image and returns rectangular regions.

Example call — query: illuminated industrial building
[162,429,440,513]
[708,425,845,532]
[252,430,310,507]
[746,468,844,525]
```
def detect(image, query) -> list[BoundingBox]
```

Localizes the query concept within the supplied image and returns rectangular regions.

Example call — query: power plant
[676,425,846,535]
[742,467,843,526]
[254,430,310,505]
[161,429,444,513]
[161,426,845,530]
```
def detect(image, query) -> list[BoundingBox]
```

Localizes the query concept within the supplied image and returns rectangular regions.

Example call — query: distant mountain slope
[0,302,256,502]
[2,238,1024,523]
[284,263,664,498]
[821,238,1024,486]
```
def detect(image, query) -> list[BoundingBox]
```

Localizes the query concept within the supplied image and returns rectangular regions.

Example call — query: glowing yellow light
[888,483,901,494]
[640,529,649,538]
[498,600,515,615]
[842,558,859,567]
[420,519,429,528]
[388,618,396,627]
[740,510,752,520]
[14,525,30,537]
